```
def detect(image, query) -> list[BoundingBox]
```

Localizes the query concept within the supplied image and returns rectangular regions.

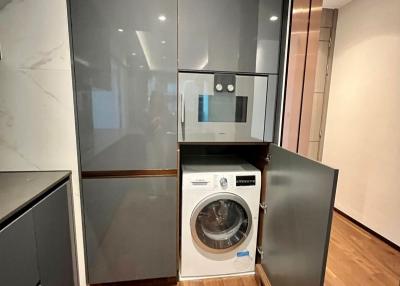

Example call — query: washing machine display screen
[236,175,256,186]
[193,198,251,252]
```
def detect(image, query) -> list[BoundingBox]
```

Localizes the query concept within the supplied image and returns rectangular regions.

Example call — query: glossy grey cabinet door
[178,0,283,73]
[83,177,177,284]
[69,0,177,171]
[33,183,75,286]
[0,211,40,286]
[261,144,338,286]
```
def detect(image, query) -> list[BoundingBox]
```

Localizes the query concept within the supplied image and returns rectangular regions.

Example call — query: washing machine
[180,157,261,280]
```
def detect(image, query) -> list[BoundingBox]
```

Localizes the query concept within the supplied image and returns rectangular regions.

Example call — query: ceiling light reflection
[270,16,279,21]
[136,31,153,70]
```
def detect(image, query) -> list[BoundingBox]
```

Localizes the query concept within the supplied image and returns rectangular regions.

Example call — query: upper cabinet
[70,0,178,171]
[178,0,283,73]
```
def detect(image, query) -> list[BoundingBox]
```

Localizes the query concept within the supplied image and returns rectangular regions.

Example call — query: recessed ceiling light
[131,52,136,56]
[270,15,279,22]
[161,40,166,44]
[117,28,124,32]
[158,15,167,22]
[139,65,144,69]
[162,56,167,59]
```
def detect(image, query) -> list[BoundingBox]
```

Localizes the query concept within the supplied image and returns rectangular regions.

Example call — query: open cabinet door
[260,144,338,286]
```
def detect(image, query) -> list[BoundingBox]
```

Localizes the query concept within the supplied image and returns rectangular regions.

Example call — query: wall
[322,0,400,245]
[0,0,86,284]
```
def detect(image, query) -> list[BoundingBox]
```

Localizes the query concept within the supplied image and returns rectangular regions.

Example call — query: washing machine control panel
[190,174,256,190]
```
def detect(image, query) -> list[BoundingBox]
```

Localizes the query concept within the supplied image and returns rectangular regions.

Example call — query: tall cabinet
[68,0,177,283]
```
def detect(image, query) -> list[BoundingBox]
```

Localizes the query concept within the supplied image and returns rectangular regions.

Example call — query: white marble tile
[0,0,71,70]
[0,66,76,170]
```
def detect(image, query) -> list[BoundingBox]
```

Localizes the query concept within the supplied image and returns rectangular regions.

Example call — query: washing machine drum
[191,193,252,253]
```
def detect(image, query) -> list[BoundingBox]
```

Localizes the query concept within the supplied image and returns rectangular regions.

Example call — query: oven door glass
[198,95,248,123]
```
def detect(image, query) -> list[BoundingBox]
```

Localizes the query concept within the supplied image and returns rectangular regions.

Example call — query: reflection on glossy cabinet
[70,0,178,171]
[83,177,177,284]
[178,0,283,73]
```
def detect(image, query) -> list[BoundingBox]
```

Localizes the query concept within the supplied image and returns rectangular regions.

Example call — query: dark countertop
[0,171,70,227]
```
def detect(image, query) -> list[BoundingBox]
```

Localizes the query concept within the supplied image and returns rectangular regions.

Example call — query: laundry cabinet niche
[178,144,338,286]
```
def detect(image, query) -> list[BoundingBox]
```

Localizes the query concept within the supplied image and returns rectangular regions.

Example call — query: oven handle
[180,92,185,124]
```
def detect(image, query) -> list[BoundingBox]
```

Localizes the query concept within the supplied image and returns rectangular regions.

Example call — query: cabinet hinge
[257,246,264,259]
[259,202,268,213]
[265,153,271,164]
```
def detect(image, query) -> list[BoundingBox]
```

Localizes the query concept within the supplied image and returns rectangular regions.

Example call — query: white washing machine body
[180,158,261,280]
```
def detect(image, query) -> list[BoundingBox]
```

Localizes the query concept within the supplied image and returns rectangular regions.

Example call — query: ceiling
[323,0,353,8]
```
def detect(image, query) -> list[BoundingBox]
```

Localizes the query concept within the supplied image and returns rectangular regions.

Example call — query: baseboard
[334,208,400,252]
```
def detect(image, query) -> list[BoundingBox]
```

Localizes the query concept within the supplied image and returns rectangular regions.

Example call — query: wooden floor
[97,211,400,286]
[324,212,400,286]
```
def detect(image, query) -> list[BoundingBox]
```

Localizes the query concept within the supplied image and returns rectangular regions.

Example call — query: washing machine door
[190,193,252,254]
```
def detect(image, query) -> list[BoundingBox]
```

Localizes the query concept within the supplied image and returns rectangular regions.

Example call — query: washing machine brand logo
[191,180,209,186]
[236,250,250,257]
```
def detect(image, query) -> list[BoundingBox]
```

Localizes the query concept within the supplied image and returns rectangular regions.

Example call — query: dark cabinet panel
[178,0,283,73]
[0,211,40,286]
[70,0,178,171]
[33,183,75,286]
[83,177,177,284]
[261,144,338,286]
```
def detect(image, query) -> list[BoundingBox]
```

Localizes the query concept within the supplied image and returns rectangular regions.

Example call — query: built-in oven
[178,72,277,142]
